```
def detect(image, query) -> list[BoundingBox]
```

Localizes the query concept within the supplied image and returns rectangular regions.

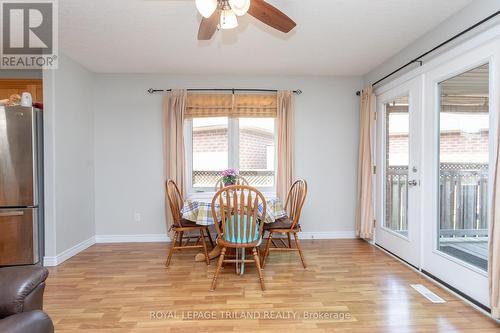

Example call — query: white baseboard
[43,236,96,267]
[95,230,356,243]
[42,231,356,267]
[95,234,170,243]
[300,231,357,239]
[93,231,356,244]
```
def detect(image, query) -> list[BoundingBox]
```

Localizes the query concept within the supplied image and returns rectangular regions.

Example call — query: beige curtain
[276,90,294,202]
[490,104,500,319]
[355,86,376,239]
[163,89,187,232]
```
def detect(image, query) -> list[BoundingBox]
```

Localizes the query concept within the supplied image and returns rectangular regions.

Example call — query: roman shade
[185,93,277,118]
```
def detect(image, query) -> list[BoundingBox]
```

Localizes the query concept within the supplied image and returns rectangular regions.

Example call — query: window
[239,118,275,188]
[384,96,409,237]
[437,64,490,270]
[187,117,276,193]
[191,117,229,188]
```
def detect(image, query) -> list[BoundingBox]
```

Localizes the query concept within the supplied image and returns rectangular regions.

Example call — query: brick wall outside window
[388,130,489,164]
[240,129,274,170]
[193,128,228,154]
[193,127,274,170]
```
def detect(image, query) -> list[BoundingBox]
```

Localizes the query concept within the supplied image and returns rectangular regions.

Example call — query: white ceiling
[59,0,473,75]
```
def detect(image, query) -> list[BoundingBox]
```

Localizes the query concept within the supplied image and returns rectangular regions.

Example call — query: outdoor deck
[387,163,489,270]
[440,237,488,270]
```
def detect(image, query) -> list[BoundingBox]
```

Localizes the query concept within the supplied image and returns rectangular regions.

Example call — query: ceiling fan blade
[198,10,219,40]
[248,0,296,33]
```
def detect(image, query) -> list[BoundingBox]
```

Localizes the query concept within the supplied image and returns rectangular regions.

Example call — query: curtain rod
[147,88,302,95]
[355,9,500,96]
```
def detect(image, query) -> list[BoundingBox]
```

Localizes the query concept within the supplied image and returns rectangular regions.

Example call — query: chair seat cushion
[264,217,297,230]
[217,236,262,247]
[178,219,200,227]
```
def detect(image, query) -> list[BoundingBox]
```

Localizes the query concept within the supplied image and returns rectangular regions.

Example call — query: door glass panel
[438,64,489,270]
[385,96,409,236]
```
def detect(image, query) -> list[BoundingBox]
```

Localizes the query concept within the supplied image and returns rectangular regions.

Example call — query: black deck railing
[386,163,489,237]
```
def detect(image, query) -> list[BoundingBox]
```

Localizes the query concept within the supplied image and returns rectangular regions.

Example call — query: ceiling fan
[195,0,296,40]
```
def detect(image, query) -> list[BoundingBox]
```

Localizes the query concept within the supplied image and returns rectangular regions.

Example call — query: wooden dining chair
[214,175,249,191]
[210,185,267,291]
[165,180,213,267]
[261,180,308,269]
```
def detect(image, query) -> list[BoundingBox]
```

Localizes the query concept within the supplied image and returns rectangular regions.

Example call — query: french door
[421,42,499,307]
[375,39,499,308]
[375,77,423,267]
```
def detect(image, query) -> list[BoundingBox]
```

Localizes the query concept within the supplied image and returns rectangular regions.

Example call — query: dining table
[181,195,287,226]
[180,194,287,270]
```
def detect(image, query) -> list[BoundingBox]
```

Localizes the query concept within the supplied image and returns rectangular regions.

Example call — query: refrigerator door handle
[0,210,25,217]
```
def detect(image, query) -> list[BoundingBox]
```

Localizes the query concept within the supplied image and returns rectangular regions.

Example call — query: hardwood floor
[44,239,499,332]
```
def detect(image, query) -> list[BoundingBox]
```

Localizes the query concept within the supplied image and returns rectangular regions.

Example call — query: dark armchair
[0,266,54,333]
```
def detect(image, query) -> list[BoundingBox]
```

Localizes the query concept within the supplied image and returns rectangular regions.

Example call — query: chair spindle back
[166,180,184,228]
[284,180,308,229]
[211,185,266,246]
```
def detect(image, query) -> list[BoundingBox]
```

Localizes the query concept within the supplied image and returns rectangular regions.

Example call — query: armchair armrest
[0,311,54,333]
[0,266,49,318]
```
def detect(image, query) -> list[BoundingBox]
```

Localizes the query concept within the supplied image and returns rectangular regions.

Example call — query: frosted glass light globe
[229,0,250,16]
[195,0,217,18]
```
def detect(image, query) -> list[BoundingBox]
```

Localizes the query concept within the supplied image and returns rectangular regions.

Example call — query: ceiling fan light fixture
[220,9,238,30]
[228,0,250,16]
[195,0,217,18]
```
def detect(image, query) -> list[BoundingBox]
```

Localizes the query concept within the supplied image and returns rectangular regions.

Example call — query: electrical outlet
[134,212,141,222]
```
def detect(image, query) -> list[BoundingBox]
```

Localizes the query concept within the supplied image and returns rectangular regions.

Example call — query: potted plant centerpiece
[221,168,238,187]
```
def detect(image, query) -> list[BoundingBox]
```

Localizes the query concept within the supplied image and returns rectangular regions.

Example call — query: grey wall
[93,74,363,237]
[41,0,500,253]
[43,53,95,256]
[364,0,500,86]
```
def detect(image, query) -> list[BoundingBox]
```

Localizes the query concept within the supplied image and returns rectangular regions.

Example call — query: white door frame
[421,39,500,307]
[375,76,423,268]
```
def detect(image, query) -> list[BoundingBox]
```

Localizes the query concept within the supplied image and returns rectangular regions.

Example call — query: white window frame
[185,117,277,196]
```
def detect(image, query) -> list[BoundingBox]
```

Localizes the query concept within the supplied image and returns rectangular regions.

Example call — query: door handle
[0,211,24,217]
[408,180,419,187]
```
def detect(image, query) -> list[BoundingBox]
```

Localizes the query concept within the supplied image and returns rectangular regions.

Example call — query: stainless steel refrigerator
[0,105,44,266]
